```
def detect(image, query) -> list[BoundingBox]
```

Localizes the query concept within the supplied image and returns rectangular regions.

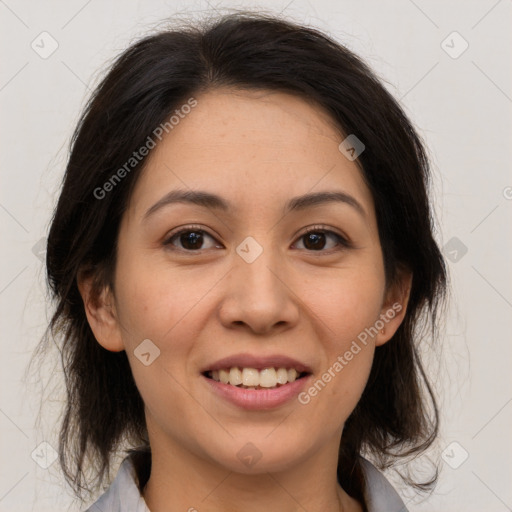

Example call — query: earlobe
[77,270,125,352]
[376,269,413,347]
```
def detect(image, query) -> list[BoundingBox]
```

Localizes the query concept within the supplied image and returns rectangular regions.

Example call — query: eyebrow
[143,188,366,220]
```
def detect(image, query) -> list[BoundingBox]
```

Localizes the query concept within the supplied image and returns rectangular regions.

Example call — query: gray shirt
[85,456,408,512]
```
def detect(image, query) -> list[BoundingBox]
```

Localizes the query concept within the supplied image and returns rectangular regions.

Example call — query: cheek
[113,247,213,347]
[113,256,220,415]
[114,264,210,429]
[296,267,383,410]
[303,265,385,343]
[299,326,375,432]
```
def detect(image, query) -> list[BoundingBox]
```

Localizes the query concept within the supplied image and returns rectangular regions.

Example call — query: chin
[204,436,307,475]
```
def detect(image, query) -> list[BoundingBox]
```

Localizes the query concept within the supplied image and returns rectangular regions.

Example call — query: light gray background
[1,1,511,511]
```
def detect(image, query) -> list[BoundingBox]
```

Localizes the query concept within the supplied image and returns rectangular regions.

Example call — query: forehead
[129,88,375,221]
[159,88,345,165]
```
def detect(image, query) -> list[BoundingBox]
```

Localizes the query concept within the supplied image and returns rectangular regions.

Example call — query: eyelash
[162,224,351,254]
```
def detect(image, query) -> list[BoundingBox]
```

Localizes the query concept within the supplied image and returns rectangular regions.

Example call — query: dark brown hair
[33,10,447,507]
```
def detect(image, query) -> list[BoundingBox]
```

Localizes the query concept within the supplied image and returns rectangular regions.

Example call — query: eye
[163,225,222,252]
[163,224,351,253]
[293,225,350,252]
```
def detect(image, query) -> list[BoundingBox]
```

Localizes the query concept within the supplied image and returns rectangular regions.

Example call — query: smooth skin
[79,88,412,512]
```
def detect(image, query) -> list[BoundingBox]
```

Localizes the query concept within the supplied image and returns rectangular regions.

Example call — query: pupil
[304,232,325,250]
[182,231,203,250]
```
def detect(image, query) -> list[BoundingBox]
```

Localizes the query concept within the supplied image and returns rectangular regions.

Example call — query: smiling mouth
[202,367,310,390]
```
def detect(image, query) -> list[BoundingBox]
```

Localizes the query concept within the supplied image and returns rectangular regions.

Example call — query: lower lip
[202,374,311,410]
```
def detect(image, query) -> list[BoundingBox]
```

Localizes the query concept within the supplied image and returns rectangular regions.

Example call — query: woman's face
[84,88,409,474]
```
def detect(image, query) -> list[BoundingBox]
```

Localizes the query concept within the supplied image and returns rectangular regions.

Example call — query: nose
[217,240,300,335]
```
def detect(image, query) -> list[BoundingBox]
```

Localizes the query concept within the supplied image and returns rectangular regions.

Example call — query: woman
[39,11,447,512]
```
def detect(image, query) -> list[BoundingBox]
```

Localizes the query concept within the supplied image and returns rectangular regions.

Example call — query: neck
[140,428,363,512]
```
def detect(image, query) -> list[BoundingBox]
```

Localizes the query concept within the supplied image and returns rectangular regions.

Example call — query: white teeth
[287,368,298,382]
[229,367,242,386]
[276,368,288,385]
[219,369,229,384]
[208,367,305,388]
[242,368,260,387]
[259,368,277,388]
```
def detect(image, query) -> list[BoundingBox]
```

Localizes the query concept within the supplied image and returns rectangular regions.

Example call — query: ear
[375,266,412,347]
[77,268,125,352]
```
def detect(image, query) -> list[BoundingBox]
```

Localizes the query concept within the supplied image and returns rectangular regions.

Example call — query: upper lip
[202,353,313,374]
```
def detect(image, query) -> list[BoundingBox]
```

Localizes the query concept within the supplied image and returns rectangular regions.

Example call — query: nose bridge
[234,233,285,298]
[218,232,299,332]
